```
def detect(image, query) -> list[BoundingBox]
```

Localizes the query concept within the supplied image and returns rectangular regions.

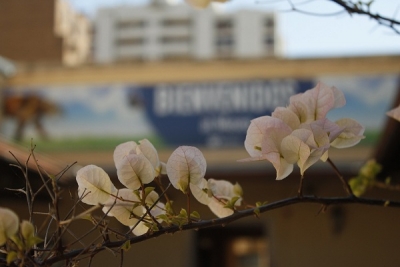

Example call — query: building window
[162,18,191,27]
[227,237,270,267]
[116,20,146,29]
[264,17,274,28]
[215,18,234,58]
[196,226,270,267]
[264,36,274,46]
[216,36,234,47]
[115,38,144,46]
[216,19,233,30]
[160,35,190,44]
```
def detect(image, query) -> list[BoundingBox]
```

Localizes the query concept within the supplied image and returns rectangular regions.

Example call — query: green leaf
[144,187,155,198]
[151,224,159,232]
[121,240,131,251]
[349,178,367,197]
[170,209,189,227]
[26,236,43,248]
[256,201,268,207]
[254,207,260,217]
[179,209,188,218]
[157,214,170,223]
[6,251,18,265]
[133,189,141,198]
[190,211,200,219]
[224,196,240,210]
[165,201,174,215]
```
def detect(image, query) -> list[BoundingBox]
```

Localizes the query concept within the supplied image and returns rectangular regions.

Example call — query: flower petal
[117,154,155,190]
[208,198,234,218]
[114,141,137,169]
[387,105,400,122]
[166,146,207,193]
[132,221,150,236]
[331,118,365,148]
[281,133,311,165]
[76,165,116,205]
[102,189,142,227]
[190,178,211,205]
[207,178,242,202]
[244,116,273,157]
[272,107,301,130]
[137,139,160,171]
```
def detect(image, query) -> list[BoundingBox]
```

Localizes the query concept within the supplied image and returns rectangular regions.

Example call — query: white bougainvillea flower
[114,139,165,176]
[241,116,294,180]
[330,118,365,148]
[242,82,363,180]
[281,127,330,175]
[144,191,165,217]
[136,139,161,171]
[103,189,143,227]
[304,118,344,143]
[131,222,150,236]
[131,191,166,236]
[117,154,155,190]
[76,165,117,205]
[260,125,295,180]
[243,116,278,157]
[190,178,211,205]
[156,162,167,176]
[272,107,301,130]
[289,82,345,123]
[0,207,19,246]
[207,179,242,218]
[166,146,207,193]
[114,141,137,169]
[387,105,400,122]
[289,82,345,124]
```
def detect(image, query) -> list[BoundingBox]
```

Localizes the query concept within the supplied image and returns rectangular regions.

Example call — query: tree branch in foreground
[41,194,400,266]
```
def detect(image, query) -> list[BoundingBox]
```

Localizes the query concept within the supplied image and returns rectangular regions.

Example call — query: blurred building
[94,1,279,63]
[0,0,91,66]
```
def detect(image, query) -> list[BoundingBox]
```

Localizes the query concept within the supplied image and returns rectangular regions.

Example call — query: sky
[68,0,400,58]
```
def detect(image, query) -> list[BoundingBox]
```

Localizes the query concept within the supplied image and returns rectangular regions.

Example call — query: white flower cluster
[76,140,242,236]
[240,82,365,180]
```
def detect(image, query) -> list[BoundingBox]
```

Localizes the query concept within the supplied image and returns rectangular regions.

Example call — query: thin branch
[329,0,400,34]
[41,194,400,266]
[298,175,304,197]
[327,157,354,196]
[263,0,400,34]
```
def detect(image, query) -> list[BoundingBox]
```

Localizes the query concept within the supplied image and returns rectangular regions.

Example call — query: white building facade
[94,2,279,63]
[55,0,92,66]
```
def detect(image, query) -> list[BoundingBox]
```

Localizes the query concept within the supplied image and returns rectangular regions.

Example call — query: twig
[327,157,354,197]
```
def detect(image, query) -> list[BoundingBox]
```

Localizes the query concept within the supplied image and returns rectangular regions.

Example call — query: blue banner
[134,79,313,147]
